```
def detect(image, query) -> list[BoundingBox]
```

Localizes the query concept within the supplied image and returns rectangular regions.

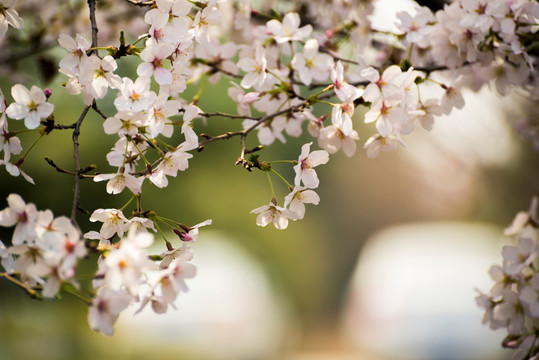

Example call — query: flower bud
[43,88,52,99]
[242,92,261,105]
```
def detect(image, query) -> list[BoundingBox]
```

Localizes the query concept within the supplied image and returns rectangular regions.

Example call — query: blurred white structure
[342,222,508,360]
[114,233,288,359]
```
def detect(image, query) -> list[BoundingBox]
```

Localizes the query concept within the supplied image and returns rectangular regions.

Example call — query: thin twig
[124,0,155,6]
[91,103,108,120]
[198,103,307,168]
[200,112,259,120]
[0,272,42,299]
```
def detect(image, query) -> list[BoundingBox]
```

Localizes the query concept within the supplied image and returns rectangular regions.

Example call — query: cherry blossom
[5,84,54,129]
[250,202,297,230]
[291,39,333,85]
[266,12,312,44]
[0,194,38,245]
[0,0,22,38]
[293,142,329,189]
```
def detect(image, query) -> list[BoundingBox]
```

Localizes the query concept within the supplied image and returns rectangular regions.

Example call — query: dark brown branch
[198,103,307,168]
[91,103,108,120]
[71,105,91,231]
[87,0,98,52]
[45,157,77,176]
[200,112,259,120]
[45,157,95,177]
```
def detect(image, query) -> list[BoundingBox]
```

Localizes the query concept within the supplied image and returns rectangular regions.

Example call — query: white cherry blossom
[266,12,312,44]
[250,201,296,230]
[293,142,329,189]
[5,84,54,129]
[0,0,22,38]
[284,187,320,220]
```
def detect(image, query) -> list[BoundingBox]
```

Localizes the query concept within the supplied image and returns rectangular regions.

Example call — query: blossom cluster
[477,198,539,360]
[0,194,86,299]
[250,142,328,229]
[0,0,536,341]
[85,208,209,335]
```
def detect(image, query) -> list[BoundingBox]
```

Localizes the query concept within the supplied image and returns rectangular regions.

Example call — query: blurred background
[0,0,538,359]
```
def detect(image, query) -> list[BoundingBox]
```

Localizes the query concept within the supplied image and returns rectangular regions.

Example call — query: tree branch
[71,105,91,230]
[0,273,43,299]
[87,0,99,52]
[124,0,155,6]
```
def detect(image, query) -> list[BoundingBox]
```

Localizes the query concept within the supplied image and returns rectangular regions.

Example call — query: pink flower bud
[242,92,261,105]
[43,88,52,99]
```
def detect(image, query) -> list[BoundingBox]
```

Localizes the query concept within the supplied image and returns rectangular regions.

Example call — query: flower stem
[266,171,276,199]
[271,168,293,188]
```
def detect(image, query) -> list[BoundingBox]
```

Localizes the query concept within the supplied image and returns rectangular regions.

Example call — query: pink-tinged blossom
[0,194,38,245]
[106,137,147,173]
[284,187,320,220]
[396,7,435,48]
[88,287,132,336]
[416,99,443,131]
[176,219,212,243]
[192,0,221,44]
[148,147,192,188]
[291,39,333,85]
[504,197,537,236]
[519,273,539,318]
[0,119,22,158]
[146,94,181,138]
[475,291,506,330]
[250,202,296,230]
[0,0,23,38]
[227,83,254,117]
[293,142,329,189]
[160,243,192,269]
[80,55,122,100]
[94,172,144,195]
[364,98,408,137]
[318,124,359,157]
[238,46,267,89]
[331,61,356,101]
[181,103,200,151]
[441,84,465,115]
[0,240,14,273]
[362,65,404,104]
[243,118,286,146]
[89,208,129,239]
[103,111,146,137]
[102,229,155,295]
[137,42,175,85]
[144,0,190,44]
[138,246,196,315]
[460,0,498,33]
[58,33,90,70]
[234,0,251,30]
[331,88,362,136]
[363,133,405,159]
[502,235,538,276]
[266,12,312,44]
[5,84,54,129]
[305,111,324,138]
[3,161,34,184]
[114,76,156,112]
[127,217,155,233]
[196,39,238,83]
[493,290,525,335]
